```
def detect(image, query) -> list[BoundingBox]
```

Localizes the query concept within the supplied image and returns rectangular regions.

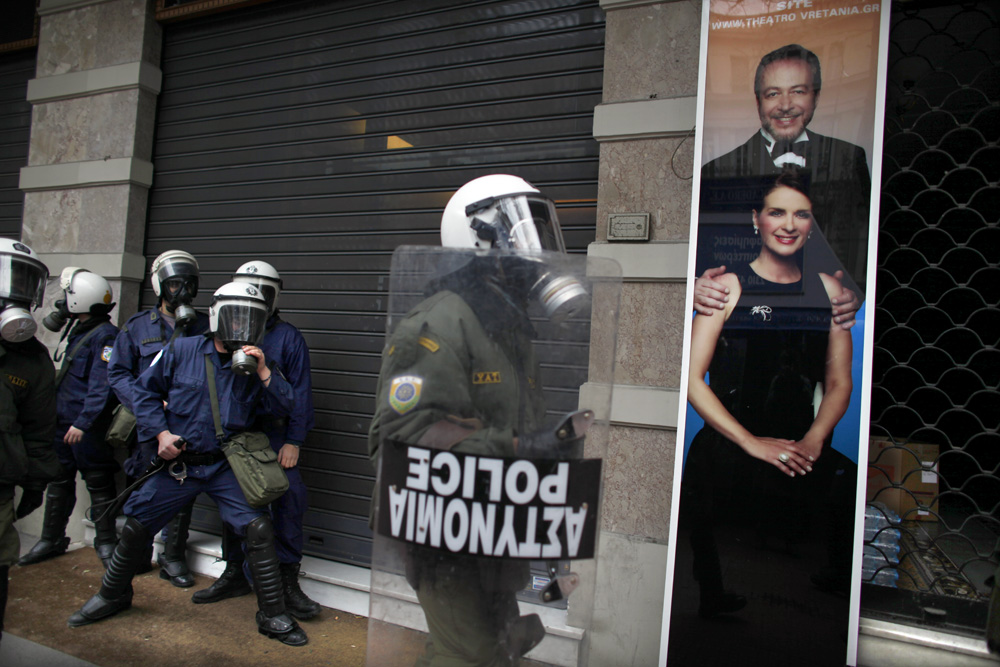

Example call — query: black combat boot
[192,525,250,604]
[280,562,321,620]
[83,469,118,569]
[68,517,150,627]
[19,476,76,566]
[245,516,308,646]
[157,501,195,587]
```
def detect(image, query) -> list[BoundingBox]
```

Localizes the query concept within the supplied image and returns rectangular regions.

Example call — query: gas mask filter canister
[0,305,38,343]
[42,299,71,332]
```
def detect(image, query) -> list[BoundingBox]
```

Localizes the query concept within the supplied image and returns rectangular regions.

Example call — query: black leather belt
[176,450,226,466]
[257,416,287,431]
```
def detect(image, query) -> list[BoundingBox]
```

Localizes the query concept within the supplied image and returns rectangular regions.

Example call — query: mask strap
[52,319,77,363]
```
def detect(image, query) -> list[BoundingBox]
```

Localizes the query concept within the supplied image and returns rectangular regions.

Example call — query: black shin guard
[158,501,194,587]
[245,516,307,646]
[68,517,151,627]
[83,470,118,566]
[19,476,76,566]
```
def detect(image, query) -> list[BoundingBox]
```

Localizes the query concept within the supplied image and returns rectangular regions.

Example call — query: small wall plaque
[607,213,650,241]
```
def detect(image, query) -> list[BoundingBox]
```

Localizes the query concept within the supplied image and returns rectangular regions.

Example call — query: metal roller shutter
[145,0,604,566]
[0,49,34,240]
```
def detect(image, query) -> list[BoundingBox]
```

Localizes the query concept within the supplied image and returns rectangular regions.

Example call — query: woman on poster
[680,167,855,620]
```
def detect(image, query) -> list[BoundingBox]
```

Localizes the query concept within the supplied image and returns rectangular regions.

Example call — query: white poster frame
[659,1,893,664]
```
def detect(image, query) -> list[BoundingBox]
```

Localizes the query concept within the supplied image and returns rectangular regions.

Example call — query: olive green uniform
[369,272,546,666]
[0,338,59,566]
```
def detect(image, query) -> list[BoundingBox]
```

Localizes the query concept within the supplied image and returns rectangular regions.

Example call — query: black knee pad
[245,515,274,548]
[120,516,151,546]
[82,469,116,492]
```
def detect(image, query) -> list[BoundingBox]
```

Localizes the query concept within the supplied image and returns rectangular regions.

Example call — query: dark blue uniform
[54,320,119,473]
[125,335,293,536]
[258,315,314,563]
[108,308,210,477]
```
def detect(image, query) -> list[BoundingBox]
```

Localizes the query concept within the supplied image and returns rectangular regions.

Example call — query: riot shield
[367,246,621,667]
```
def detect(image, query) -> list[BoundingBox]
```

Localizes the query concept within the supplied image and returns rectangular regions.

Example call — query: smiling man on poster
[697,43,872,301]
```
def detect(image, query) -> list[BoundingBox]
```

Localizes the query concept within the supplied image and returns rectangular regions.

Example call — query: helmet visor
[156,258,199,286]
[214,300,268,347]
[232,276,279,314]
[493,195,566,252]
[0,254,48,307]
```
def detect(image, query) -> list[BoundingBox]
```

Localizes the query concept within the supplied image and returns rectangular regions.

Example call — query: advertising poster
[661,1,890,665]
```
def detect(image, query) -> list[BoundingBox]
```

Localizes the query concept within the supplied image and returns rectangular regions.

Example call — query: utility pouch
[220,430,288,507]
[104,404,138,449]
[203,354,287,507]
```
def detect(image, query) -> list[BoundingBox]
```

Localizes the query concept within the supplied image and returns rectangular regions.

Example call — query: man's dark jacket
[701,129,871,289]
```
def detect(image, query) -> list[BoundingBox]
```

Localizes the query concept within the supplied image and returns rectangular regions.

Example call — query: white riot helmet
[62,268,114,314]
[441,175,586,323]
[43,268,115,332]
[440,174,567,252]
[232,260,282,316]
[0,238,48,343]
[150,250,199,325]
[209,281,269,375]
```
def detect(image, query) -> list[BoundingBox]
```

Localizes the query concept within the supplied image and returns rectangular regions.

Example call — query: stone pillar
[582,1,701,664]
[15,0,161,545]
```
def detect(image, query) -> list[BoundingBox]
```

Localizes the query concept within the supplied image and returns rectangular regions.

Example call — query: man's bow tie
[771,140,806,167]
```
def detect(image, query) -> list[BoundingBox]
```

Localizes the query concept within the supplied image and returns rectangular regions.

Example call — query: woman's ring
[778,452,790,463]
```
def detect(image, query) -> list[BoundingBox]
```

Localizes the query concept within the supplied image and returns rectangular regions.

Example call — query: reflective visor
[475,194,566,252]
[0,254,48,307]
[156,259,199,283]
[215,300,268,347]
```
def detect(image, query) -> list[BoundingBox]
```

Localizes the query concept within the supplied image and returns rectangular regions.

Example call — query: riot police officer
[368,175,592,665]
[0,240,59,644]
[107,249,210,586]
[19,268,119,569]
[69,282,308,647]
[192,260,320,619]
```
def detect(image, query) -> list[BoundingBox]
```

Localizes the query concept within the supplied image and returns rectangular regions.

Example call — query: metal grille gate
[864,0,999,636]
[144,0,605,566]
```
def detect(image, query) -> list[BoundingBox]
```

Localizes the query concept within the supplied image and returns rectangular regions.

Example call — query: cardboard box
[867,438,940,522]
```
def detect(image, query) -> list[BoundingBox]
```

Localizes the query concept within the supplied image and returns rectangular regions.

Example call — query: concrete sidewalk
[0,632,98,667]
[5,534,371,667]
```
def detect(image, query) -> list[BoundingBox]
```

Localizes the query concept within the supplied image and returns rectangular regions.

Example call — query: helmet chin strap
[471,217,499,246]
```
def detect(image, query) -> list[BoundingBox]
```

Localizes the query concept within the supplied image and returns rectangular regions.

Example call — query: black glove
[15,487,44,519]
[516,410,594,459]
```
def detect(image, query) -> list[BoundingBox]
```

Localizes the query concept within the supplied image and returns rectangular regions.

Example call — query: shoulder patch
[5,374,28,388]
[417,337,439,353]
[101,346,113,363]
[388,375,423,415]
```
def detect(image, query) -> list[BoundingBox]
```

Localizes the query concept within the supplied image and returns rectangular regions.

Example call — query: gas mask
[151,251,200,327]
[209,282,269,376]
[0,241,48,343]
[162,278,198,327]
[464,190,589,324]
[42,298,72,332]
[496,254,590,325]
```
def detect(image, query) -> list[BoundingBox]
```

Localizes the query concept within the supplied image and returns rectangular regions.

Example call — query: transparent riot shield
[367,246,621,667]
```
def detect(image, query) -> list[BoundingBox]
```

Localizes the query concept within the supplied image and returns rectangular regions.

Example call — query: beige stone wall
[23,0,160,316]
[584,1,701,664]
[15,0,161,551]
